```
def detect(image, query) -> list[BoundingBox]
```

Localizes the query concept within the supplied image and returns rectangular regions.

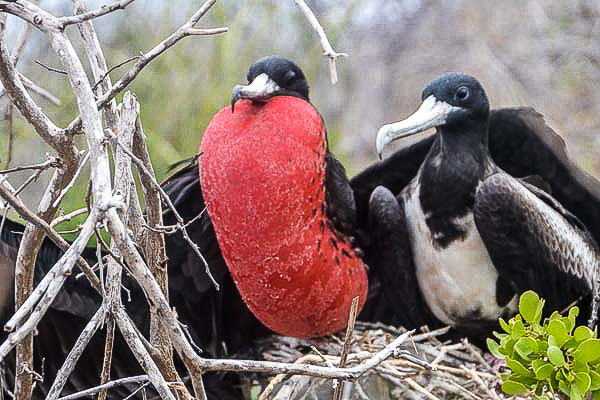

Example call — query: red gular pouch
[200,96,368,338]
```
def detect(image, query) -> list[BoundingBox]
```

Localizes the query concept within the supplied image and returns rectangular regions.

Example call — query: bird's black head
[376,73,490,159]
[231,56,310,112]
[421,73,489,125]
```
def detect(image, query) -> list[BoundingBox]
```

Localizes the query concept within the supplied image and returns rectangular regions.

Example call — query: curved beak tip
[230,85,243,113]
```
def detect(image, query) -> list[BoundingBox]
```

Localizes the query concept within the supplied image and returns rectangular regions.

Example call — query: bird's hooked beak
[231,73,281,112]
[376,96,461,159]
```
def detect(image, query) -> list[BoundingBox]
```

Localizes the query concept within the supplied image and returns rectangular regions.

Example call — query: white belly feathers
[402,181,517,325]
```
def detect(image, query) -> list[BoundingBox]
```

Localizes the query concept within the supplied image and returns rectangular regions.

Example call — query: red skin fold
[200,96,368,338]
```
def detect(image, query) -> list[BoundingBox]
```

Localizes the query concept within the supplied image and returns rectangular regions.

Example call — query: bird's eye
[283,70,296,84]
[456,86,469,100]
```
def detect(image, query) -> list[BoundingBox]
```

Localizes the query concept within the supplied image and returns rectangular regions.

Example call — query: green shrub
[487,291,600,400]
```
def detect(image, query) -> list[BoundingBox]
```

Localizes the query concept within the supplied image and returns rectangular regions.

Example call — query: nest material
[244,322,529,400]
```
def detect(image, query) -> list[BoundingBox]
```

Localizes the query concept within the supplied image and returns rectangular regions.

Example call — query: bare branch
[184,27,228,36]
[57,375,150,400]
[333,295,360,400]
[51,151,89,208]
[0,210,99,359]
[0,34,63,141]
[293,0,348,84]
[0,156,60,175]
[45,306,107,400]
[19,72,61,105]
[63,0,227,136]
[0,181,101,292]
[50,208,88,227]
[34,59,67,76]
[59,0,136,28]
[113,307,177,400]
[91,55,140,92]
[10,22,32,65]
[3,105,12,169]
[108,132,218,289]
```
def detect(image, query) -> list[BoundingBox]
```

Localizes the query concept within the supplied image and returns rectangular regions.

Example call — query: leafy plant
[488,291,600,400]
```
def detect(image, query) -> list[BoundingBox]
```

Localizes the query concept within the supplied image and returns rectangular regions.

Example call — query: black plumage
[0,56,388,398]
[361,73,600,338]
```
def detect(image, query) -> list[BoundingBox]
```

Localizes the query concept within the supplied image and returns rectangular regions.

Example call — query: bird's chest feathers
[201,98,327,260]
[199,98,368,338]
[402,181,517,326]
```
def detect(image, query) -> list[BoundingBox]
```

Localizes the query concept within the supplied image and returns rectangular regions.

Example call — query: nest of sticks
[242,322,527,400]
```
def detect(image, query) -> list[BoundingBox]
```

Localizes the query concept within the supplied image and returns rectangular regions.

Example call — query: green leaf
[575,326,593,343]
[594,389,600,400]
[575,339,600,363]
[547,320,569,346]
[487,338,505,359]
[501,380,529,395]
[519,291,541,324]
[512,319,525,339]
[590,371,600,391]
[506,358,532,376]
[499,317,512,333]
[534,363,554,380]
[493,331,508,340]
[574,360,591,374]
[571,383,584,400]
[514,337,537,359]
[568,306,579,332]
[575,372,592,394]
[547,346,565,367]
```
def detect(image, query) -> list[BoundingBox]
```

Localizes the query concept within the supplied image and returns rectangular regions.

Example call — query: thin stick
[0,156,60,175]
[293,0,348,84]
[45,306,106,400]
[91,55,141,91]
[333,296,360,400]
[97,315,115,400]
[3,105,12,169]
[59,0,137,27]
[108,132,218,289]
[34,59,67,75]
[62,0,227,136]
[50,208,88,227]
[56,375,149,400]
[19,72,61,105]
[52,152,89,208]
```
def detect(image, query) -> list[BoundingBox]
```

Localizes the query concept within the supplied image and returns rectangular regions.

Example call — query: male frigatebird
[0,56,374,398]
[362,73,600,336]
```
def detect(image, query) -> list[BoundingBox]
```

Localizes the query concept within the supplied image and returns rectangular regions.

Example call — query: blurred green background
[1,0,599,239]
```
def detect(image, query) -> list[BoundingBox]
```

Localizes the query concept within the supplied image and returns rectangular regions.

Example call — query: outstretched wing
[488,108,600,243]
[351,108,600,245]
[474,172,598,320]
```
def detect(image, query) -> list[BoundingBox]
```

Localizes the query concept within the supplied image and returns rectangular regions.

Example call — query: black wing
[350,134,435,229]
[362,186,440,329]
[351,108,600,244]
[160,159,267,357]
[488,108,600,243]
[474,172,598,320]
[0,160,264,398]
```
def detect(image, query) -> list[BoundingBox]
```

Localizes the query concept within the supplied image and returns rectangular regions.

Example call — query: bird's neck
[417,120,491,248]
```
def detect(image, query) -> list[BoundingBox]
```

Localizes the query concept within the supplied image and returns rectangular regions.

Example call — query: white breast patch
[401,180,517,326]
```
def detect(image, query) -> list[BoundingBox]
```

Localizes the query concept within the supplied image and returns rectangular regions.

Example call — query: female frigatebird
[0,56,372,398]
[366,73,600,336]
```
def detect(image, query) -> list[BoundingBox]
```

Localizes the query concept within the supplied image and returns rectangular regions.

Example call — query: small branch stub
[293,0,348,84]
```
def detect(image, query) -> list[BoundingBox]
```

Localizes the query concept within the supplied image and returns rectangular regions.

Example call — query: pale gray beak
[376,96,460,159]
[231,73,281,112]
